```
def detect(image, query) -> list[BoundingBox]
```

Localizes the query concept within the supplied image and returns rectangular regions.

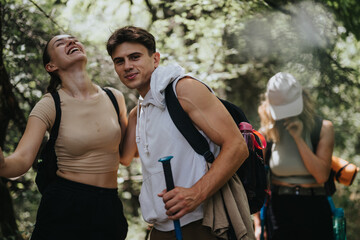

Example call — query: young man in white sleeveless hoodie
[106,26,254,239]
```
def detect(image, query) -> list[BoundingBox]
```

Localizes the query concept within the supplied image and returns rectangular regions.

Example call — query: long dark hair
[43,37,62,93]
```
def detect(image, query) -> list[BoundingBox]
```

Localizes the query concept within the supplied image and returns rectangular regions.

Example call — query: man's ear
[153,52,160,68]
[45,63,58,73]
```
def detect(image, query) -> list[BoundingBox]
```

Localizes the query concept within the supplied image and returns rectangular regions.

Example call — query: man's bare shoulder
[175,77,210,98]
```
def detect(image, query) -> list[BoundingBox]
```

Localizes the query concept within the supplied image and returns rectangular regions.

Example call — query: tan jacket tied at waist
[202,166,255,240]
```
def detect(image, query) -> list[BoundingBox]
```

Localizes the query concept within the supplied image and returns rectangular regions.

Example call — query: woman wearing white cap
[253,72,334,240]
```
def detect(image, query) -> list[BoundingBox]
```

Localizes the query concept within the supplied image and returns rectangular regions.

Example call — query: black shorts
[266,192,333,240]
[31,176,128,240]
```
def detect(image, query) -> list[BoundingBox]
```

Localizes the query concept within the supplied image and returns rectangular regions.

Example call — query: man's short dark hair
[106,26,156,57]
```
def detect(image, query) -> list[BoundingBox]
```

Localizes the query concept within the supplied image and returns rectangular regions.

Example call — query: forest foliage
[1,0,360,239]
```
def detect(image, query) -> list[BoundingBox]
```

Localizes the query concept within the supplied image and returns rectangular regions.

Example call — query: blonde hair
[258,89,315,142]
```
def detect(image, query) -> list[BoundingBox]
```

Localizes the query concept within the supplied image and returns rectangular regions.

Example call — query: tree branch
[144,0,158,22]
[28,0,66,32]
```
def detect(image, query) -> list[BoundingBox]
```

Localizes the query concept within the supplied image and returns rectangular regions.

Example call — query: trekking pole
[260,204,266,240]
[158,156,183,240]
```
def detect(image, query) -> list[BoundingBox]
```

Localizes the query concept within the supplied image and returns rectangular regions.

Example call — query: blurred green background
[1,0,360,239]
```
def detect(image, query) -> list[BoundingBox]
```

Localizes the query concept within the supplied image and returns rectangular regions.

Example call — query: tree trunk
[0,178,23,240]
[0,2,25,239]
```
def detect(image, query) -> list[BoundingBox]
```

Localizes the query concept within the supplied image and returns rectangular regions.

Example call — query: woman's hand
[284,118,303,140]
[119,106,138,166]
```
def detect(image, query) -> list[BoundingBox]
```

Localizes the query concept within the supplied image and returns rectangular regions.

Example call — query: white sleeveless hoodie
[136,64,220,231]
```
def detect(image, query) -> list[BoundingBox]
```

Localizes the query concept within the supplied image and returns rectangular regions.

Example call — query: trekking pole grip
[159,156,183,240]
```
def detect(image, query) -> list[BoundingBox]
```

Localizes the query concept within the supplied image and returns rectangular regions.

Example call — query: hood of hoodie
[136,63,188,154]
[136,63,214,154]
[140,63,187,109]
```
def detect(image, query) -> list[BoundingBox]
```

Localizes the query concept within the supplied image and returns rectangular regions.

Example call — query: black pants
[266,192,334,240]
[149,219,220,240]
[31,176,128,240]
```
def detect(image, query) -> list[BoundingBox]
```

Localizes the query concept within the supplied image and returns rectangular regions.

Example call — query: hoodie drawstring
[136,100,141,144]
[137,99,150,154]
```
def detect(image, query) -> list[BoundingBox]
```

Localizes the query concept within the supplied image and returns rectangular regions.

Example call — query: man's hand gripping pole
[158,156,183,240]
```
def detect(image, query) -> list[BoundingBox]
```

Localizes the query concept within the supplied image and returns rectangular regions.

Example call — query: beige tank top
[270,126,317,184]
[29,85,121,173]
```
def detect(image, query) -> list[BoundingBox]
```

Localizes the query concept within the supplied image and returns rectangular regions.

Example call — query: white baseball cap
[266,72,303,120]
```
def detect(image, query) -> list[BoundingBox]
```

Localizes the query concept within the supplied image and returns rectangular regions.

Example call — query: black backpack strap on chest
[50,88,119,142]
[49,91,61,142]
[165,82,215,163]
[35,91,61,194]
[103,88,120,125]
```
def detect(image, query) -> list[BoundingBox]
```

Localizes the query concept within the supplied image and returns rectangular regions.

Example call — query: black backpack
[164,83,267,214]
[35,88,120,194]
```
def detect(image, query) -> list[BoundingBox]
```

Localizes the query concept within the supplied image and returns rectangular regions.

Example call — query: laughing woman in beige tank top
[0,35,129,240]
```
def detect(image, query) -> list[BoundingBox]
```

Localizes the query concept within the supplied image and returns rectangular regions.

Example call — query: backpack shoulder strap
[311,116,336,195]
[264,141,272,165]
[310,116,323,152]
[49,91,61,141]
[103,88,120,125]
[165,82,215,163]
